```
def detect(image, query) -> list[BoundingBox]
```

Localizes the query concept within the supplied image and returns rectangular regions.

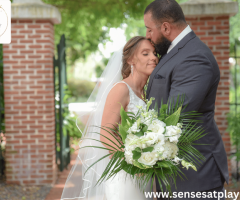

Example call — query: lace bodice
[115,81,146,114]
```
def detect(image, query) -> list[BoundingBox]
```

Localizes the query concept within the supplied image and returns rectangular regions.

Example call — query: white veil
[61,47,124,200]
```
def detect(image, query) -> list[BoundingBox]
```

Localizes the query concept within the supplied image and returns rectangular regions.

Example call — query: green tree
[42,0,155,64]
[95,57,109,78]
[43,0,239,63]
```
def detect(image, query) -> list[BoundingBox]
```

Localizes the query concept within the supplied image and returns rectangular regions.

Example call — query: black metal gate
[229,40,240,181]
[0,44,5,175]
[54,35,70,171]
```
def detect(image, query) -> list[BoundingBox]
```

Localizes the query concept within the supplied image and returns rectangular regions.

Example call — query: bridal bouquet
[84,96,206,194]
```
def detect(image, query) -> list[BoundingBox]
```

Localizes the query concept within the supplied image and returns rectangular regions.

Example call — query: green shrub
[95,58,109,78]
[227,111,240,162]
[55,85,84,155]
[95,65,105,78]
[68,79,96,99]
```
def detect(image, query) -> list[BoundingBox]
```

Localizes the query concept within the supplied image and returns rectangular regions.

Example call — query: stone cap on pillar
[180,0,239,17]
[12,0,61,24]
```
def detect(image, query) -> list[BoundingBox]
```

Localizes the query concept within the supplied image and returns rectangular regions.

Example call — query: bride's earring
[131,65,133,76]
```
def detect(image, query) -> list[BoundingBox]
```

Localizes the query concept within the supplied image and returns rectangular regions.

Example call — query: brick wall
[186,15,231,180]
[3,19,57,185]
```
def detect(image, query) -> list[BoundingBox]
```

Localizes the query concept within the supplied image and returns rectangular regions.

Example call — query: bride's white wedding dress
[61,48,152,200]
[104,81,152,200]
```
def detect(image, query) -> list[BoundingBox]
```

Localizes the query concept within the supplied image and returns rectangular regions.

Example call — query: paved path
[45,150,78,200]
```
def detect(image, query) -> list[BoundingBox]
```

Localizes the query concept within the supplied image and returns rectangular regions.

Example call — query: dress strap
[119,81,135,102]
[120,81,145,103]
[119,81,132,90]
[110,81,131,94]
[119,81,134,93]
[110,81,132,101]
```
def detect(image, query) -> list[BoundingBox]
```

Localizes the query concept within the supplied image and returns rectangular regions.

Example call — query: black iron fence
[229,40,240,181]
[54,35,70,171]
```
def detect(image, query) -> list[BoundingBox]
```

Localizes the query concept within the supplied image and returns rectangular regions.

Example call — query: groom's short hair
[144,0,186,25]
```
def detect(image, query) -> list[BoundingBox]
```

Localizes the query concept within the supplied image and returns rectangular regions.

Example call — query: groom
[144,0,229,199]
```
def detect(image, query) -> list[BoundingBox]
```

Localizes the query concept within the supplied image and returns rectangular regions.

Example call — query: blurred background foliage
[67,79,96,103]
[42,0,239,63]
[95,58,109,78]
[42,0,152,65]
[43,0,188,65]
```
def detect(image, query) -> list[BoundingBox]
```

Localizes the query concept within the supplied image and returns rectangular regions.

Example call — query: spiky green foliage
[81,95,207,194]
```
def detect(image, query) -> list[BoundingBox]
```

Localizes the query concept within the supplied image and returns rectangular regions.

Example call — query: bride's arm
[100,83,129,153]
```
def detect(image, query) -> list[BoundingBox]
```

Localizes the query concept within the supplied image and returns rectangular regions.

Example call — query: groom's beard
[152,36,172,57]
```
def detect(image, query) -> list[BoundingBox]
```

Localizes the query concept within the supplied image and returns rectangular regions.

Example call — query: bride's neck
[124,73,148,94]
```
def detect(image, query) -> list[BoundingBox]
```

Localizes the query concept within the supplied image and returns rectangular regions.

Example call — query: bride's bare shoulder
[109,82,129,97]
[106,82,129,105]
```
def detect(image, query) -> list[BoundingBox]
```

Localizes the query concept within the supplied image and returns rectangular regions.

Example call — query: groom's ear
[161,22,171,37]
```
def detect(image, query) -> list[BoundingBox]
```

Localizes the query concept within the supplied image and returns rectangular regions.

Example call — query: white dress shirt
[167,25,192,54]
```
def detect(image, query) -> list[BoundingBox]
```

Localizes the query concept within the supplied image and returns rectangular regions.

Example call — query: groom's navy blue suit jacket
[146,31,229,193]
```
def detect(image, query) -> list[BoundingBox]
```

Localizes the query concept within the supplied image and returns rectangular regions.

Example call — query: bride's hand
[109,149,124,159]
[115,134,123,145]
[135,173,144,178]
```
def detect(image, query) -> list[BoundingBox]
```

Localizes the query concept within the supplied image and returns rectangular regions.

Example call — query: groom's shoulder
[190,33,212,51]
[183,33,215,57]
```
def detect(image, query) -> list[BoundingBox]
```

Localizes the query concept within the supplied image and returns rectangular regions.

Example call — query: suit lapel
[146,31,197,98]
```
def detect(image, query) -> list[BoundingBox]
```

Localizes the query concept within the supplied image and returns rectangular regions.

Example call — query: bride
[61,36,159,200]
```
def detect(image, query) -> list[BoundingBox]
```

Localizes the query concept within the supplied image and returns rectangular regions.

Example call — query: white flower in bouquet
[140,143,147,149]
[144,117,152,127]
[177,123,183,128]
[140,113,151,126]
[157,132,165,145]
[148,109,158,118]
[141,111,149,118]
[144,132,159,146]
[161,141,179,159]
[127,122,140,133]
[140,109,157,126]
[127,135,151,149]
[153,141,165,155]
[172,156,182,164]
[125,133,139,149]
[181,160,197,171]
[124,149,134,164]
[165,125,182,144]
[148,119,166,134]
[138,152,158,166]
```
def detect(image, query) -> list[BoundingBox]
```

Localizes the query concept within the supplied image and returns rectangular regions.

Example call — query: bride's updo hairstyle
[122,36,149,79]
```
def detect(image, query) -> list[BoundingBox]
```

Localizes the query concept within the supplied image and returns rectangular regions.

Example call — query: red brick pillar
[3,0,61,185]
[181,0,239,182]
